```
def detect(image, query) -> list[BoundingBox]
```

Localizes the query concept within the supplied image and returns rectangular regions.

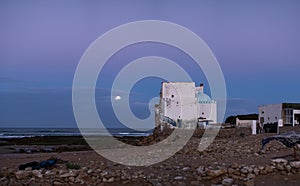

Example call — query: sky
[1,0,300,128]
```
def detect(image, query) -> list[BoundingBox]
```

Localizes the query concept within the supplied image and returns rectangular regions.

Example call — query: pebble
[53,181,63,185]
[174,176,184,180]
[206,169,226,177]
[108,177,115,183]
[222,178,234,186]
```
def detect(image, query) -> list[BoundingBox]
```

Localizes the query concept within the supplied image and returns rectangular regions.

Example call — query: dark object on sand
[19,158,58,170]
[261,131,300,159]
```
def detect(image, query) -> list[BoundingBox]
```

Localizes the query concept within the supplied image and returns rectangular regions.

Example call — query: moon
[115,96,121,101]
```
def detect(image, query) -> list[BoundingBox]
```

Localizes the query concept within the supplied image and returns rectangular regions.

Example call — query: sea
[0,128,153,139]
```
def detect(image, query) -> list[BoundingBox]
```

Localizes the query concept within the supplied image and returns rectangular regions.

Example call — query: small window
[268,117,270,121]
[178,116,180,118]
[177,101,179,104]
[171,95,174,98]
[202,112,204,115]
[262,111,264,114]
[275,116,278,120]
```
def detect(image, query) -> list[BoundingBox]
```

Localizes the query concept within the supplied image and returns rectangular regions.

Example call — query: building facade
[258,103,300,127]
[155,82,217,128]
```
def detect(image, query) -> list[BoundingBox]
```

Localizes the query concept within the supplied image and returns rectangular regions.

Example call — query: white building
[236,118,257,128]
[155,82,217,128]
[258,103,300,127]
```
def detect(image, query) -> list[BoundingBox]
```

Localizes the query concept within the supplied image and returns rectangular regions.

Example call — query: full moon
[115,96,121,101]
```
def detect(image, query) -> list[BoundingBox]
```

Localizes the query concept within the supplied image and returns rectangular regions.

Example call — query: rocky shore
[1,126,300,185]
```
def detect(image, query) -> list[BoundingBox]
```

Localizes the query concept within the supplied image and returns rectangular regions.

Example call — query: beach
[1,127,300,185]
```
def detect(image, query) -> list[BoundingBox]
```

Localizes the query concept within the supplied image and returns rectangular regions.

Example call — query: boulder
[32,170,43,178]
[272,158,288,164]
[15,170,31,180]
[290,161,300,169]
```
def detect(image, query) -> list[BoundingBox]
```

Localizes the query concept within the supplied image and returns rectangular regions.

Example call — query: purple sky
[1,0,300,127]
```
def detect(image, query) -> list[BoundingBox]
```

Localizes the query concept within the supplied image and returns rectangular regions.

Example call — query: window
[284,109,293,124]
[202,112,204,115]
[171,95,174,98]
[262,111,264,114]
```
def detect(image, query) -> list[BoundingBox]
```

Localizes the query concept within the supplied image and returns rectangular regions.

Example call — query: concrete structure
[258,103,300,127]
[155,82,217,128]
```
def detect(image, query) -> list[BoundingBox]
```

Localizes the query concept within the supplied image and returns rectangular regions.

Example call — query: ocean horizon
[0,127,153,139]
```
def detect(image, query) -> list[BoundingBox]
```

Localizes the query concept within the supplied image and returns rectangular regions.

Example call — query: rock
[182,167,190,171]
[206,169,226,177]
[174,176,184,180]
[53,181,63,185]
[258,166,264,170]
[272,158,288,164]
[45,170,55,176]
[253,168,260,175]
[69,176,75,182]
[222,178,234,186]
[290,161,300,169]
[60,171,78,178]
[32,170,43,178]
[108,177,115,183]
[240,168,248,174]
[286,165,292,172]
[87,169,93,174]
[276,164,285,171]
[196,166,205,174]
[227,167,234,175]
[265,165,274,173]
[15,171,31,180]
[247,173,255,179]
[25,167,32,171]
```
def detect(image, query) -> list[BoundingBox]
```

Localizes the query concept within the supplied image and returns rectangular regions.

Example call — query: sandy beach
[1,127,300,185]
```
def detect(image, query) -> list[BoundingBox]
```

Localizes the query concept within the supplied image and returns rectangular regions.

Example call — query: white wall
[198,102,217,123]
[258,104,282,125]
[161,82,197,121]
[236,118,256,128]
